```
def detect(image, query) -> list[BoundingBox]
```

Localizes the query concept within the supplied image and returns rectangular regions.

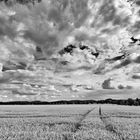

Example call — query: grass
[0,105,140,139]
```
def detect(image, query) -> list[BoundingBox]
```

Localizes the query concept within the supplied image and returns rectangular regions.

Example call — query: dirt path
[99,107,125,140]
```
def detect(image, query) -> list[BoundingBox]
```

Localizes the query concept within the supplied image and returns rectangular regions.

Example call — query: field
[0,105,140,140]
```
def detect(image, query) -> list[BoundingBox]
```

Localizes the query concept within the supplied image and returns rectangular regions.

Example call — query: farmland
[0,105,140,140]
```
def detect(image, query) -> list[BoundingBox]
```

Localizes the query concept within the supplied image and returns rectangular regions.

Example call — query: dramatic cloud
[0,0,135,58]
[0,0,139,101]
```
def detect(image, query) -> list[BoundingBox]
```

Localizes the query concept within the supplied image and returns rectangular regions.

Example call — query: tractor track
[99,107,126,140]
[63,107,96,140]
[72,107,96,133]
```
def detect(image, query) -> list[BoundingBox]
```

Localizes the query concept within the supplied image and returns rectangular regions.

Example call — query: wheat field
[0,104,140,140]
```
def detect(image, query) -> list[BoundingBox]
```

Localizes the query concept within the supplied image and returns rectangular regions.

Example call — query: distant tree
[135,98,140,105]
[134,100,139,106]
[119,100,126,105]
[127,98,134,105]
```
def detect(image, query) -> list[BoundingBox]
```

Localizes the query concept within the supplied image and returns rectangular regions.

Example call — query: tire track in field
[99,107,125,140]
[72,107,96,133]
[63,107,96,140]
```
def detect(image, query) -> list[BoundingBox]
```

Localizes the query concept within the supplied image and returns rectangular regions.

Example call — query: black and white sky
[0,0,140,101]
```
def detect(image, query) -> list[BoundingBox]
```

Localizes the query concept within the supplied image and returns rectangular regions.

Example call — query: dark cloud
[136,0,140,6]
[75,32,91,42]
[114,59,131,69]
[70,0,90,28]
[0,16,17,38]
[0,77,11,83]
[0,70,34,84]
[12,89,37,96]
[99,0,116,23]
[134,56,140,63]
[113,15,130,27]
[110,54,140,70]
[10,0,91,57]
[0,0,139,101]
[102,78,114,89]
[2,61,27,71]
[132,74,140,79]
[0,0,134,60]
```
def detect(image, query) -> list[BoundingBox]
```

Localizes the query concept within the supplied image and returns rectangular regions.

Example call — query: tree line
[0,0,42,5]
[0,98,140,105]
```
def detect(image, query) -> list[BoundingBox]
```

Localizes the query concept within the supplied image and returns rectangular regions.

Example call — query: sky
[0,0,140,101]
